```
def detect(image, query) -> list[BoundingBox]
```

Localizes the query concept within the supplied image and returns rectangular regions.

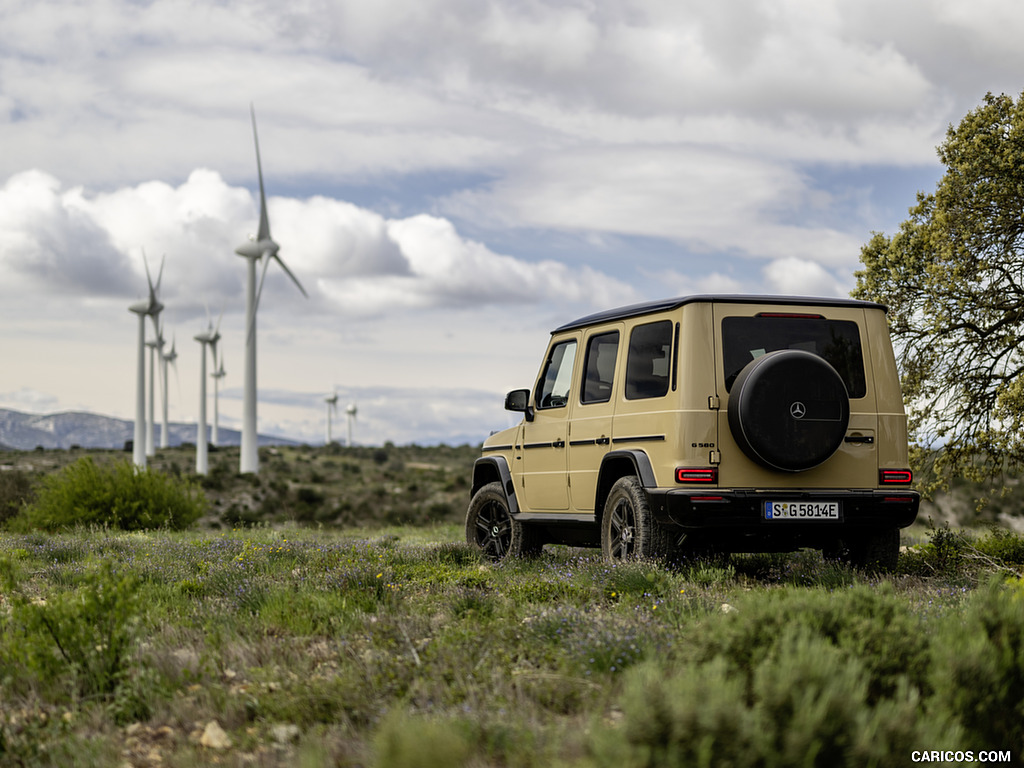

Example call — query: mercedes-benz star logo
[790,401,807,419]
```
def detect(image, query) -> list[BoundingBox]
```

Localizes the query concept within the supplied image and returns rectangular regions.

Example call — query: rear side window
[721,316,866,398]
[581,331,619,404]
[625,321,673,400]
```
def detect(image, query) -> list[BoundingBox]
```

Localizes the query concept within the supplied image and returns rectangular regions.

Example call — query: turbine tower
[212,351,226,447]
[325,392,338,445]
[145,334,160,457]
[346,402,357,447]
[207,311,223,446]
[160,334,178,449]
[128,253,163,469]
[194,320,218,475]
[234,105,307,474]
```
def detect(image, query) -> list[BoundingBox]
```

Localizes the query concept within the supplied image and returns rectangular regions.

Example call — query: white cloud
[0,387,60,415]
[761,257,851,297]
[0,170,633,320]
[443,146,864,266]
[0,171,133,296]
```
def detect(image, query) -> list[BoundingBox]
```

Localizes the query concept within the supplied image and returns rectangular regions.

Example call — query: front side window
[625,321,673,400]
[721,315,866,397]
[581,331,619,404]
[536,339,578,409]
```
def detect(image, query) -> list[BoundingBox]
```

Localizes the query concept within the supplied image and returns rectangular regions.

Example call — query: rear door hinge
[708,395,721,410]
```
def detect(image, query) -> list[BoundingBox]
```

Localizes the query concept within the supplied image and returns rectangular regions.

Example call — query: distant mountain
[0,408,300,451]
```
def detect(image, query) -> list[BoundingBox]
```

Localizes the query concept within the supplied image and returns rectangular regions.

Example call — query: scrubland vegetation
[0,445,1023,766]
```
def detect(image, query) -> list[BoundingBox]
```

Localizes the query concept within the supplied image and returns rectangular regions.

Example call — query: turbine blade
[272,253,308,298]
[250,104,271,243]
[247,255,271,346]
[142,248,154,293]
[254,251,273,315]
[155,254,165,293]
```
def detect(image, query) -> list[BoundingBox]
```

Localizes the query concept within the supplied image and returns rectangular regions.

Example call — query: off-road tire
[601,476,671,562]
[465,482,543,562]
[847,528,899,572]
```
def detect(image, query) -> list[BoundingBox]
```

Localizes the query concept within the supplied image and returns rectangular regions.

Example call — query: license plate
[764,501,840,520]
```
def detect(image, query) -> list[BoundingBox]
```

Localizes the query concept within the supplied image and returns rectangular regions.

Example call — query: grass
[2,444,1024,765]
[1,523,1024,766]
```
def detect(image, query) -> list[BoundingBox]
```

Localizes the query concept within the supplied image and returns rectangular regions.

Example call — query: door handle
[596,436,610,445]
[553,439,565,448]
[844,435,874,444]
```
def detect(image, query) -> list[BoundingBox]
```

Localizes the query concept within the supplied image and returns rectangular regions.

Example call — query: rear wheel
[847,528,899,572]
[465,482,542,561]
[601,476,670,562]
[827,528,899,572]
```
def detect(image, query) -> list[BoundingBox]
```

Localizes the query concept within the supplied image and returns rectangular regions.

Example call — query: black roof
[551,294,886,334]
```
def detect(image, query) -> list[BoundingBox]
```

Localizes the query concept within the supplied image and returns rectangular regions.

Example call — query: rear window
[721,315,866,398]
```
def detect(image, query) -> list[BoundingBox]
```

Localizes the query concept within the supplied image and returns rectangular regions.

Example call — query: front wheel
[601,476,670,562]
[465,482,542,562]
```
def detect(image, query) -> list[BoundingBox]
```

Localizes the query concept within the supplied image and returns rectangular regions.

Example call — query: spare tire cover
[727,349,849,472]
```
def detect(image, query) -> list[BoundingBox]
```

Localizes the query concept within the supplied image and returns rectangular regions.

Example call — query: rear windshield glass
[721,316,866,398]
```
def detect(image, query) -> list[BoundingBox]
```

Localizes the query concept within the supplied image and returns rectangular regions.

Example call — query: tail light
[676,467,718,484]
[879,469,913,485]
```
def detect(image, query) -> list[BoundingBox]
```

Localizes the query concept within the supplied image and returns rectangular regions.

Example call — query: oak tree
[855,91,1024,491]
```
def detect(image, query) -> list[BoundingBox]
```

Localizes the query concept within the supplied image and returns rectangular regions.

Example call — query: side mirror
[504,389,529,411]
[504,389,535,422]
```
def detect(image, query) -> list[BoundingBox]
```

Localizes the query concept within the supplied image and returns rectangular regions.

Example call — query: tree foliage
[855,91,1024,490]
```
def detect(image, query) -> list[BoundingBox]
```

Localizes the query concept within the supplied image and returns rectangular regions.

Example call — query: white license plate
[764,501,840,520]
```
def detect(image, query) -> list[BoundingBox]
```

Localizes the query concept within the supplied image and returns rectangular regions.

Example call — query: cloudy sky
[1,0,1021,446]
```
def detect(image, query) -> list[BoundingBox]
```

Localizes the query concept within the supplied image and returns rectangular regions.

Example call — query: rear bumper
[649,488,919,533]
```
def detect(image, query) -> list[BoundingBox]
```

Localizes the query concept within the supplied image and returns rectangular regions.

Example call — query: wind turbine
[160,333,178,449]
[346,402,357,447]
[234,104,308,474]
[325,392,339,445]
[128,252,163,469]
[212,350,226,447]
[194,319,218,475]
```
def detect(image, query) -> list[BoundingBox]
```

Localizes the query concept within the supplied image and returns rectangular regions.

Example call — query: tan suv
[466,295,919,569]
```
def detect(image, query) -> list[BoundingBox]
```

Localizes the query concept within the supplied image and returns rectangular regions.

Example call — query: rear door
[714,303,878,489]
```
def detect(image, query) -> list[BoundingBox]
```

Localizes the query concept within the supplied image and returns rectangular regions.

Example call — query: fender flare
[595,449,656,517]
[600,449,657,486]
[470,456,521,517]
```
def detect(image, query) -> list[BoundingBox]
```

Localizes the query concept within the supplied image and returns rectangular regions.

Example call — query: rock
[720,603,738,614]
[200,720,232,750]
[270,723,300,745]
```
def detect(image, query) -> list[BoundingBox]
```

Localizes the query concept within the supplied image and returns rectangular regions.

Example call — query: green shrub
[932,578,1024,754]
[596,627,956,768]
[0,469,35,527]
[900,522,972,579]
[0,557,142,703]
[373,711,472,768]
[973,527,1024,567]
[15,457,206,531]
[694,583,931,702]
